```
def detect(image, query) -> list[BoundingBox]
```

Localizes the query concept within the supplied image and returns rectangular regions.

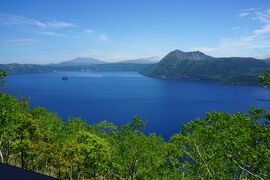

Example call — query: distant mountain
[59,57,106,66]
[141,49,270,84]
[117,57,159,64]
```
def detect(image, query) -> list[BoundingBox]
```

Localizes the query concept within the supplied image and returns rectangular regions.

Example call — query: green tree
[170,111,270,179]
[259,68,270,88]
[77,131,111,179]
[0,69,7,90]
[113,116,181,179]
[29,107,64,176]
[0,92,29,164]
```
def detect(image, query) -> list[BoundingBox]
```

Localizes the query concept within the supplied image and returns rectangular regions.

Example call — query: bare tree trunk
[0,149,3,163]
[232,159,264,180]
[194,142,212,178]
[0,137,3,163]
[7,139,11,163]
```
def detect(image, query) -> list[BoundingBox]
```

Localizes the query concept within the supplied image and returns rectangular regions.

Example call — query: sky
[0,0,270,64]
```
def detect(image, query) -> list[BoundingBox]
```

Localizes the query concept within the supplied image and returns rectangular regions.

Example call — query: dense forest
[0,69,270,179]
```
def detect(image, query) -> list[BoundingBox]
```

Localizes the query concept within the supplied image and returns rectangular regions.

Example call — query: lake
[5,71,270,139]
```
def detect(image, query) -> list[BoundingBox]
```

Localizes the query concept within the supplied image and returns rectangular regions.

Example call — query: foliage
[0,69,269,179]
[0,69,7,90]
[259,68,270,88]
[170,111,270,179]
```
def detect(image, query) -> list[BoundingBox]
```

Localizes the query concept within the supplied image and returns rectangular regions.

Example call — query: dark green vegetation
[142,50,270,84]
[0,63,147,73]
[0,69,270,179]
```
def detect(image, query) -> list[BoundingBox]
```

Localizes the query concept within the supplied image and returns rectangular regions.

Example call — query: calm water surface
[6,71,270,138]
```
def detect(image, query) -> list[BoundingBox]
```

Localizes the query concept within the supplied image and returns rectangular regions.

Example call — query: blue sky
[0,0,270,64]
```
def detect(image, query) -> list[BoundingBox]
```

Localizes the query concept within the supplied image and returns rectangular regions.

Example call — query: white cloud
[191,7,270,58]
[0,38,40,45]
[84,28,94,33]
[43,20,74,28]
[254,24,270,35]
[240,7,263,12]
[84,29,109,41]
[239,12,250,17]
[97,33,109,41]
[0,13,111,42]
[0,13,74,28]
[40,31,79,39]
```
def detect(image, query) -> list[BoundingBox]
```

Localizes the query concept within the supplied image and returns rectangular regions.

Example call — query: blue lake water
[5,71,270,139]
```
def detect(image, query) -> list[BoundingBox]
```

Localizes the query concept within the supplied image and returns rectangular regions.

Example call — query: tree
[11,112,40,169]
[170,111,270,179]
[259,68,270,88]
[77,131,111,179]
[113,116,181,179]
[0,70,7,91]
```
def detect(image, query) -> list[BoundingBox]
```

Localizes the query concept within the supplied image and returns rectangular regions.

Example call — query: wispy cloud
[0,13,110,43]
[239,12,250,17]
[97,33,109,41]
[38,20,74,28]
[240,7,263,12]
[254,24,270,35]
[0,38,40,45]
[84,28,109,41]
[191,7,270,58]
[84,28,94,33]
[40,31,79,39]
[0,13,74,28]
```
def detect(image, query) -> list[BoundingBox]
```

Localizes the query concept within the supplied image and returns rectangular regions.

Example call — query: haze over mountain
[58,57,105,66]
[55,57,159,65]
[116,57,159,64]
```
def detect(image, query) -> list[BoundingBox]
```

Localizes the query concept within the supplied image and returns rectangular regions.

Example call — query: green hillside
[141,50,269,84]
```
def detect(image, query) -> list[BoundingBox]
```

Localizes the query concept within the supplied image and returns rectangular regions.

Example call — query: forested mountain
[142,50,270,84]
